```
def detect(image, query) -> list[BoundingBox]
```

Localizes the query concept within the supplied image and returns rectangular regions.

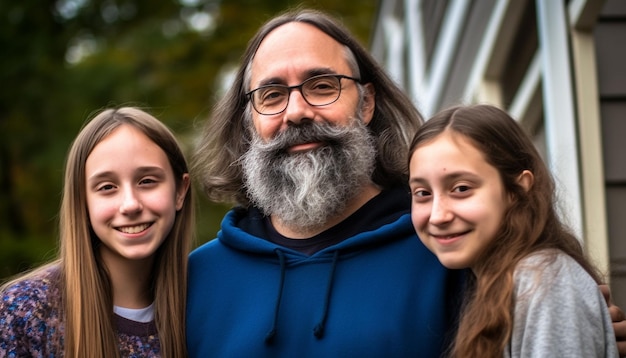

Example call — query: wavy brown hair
[2,107,194,357]
[408,104,603,357]
[193,8,422,206]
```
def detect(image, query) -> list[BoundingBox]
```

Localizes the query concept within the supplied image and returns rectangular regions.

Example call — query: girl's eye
[453,185,471,193]
[139,175,164,186]
[412,189,431,199]
[97,184,115,192]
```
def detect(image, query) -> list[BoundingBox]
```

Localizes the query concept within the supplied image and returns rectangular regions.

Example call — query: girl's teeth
[119,224,149,234]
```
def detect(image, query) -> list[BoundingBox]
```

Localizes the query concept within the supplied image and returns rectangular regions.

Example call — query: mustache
[252,121,355,154]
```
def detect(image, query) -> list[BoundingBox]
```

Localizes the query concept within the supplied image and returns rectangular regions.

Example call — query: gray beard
[241,118,377,234]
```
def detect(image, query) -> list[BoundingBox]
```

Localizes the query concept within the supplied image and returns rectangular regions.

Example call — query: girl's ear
[175,173,190,211]
[517,170,534,192]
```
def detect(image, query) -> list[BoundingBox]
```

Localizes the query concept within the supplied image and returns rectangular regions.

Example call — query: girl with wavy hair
[0,107,194,357]
[408,104,618,357]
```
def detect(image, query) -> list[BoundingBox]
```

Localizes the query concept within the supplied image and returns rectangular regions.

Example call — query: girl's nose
[429,196,453,225]
[119,189,142,214]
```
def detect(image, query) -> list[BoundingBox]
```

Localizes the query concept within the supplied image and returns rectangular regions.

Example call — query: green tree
[0,0,377,280]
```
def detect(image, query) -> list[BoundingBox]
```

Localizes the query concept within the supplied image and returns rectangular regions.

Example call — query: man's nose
[282,89,315,125]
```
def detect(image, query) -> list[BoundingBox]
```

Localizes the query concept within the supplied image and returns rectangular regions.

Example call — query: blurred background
[2,0,624,311]
[0,0,377,280]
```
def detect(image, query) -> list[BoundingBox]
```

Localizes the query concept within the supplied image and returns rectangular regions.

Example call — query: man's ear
[361,83,376,125]
[517,170,534,192]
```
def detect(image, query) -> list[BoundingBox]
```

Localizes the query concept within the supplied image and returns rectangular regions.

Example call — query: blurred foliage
[0,0,377,280]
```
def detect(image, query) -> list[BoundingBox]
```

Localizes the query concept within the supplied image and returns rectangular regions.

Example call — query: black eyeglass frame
[245,74,361,115]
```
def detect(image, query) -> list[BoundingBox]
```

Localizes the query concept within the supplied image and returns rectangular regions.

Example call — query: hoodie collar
[228,187,411,256]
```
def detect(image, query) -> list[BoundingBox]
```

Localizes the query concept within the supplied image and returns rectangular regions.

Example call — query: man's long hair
[193,8,423,206]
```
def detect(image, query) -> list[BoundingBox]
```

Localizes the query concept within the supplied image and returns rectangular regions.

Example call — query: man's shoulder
[189,237,223,260]
[190,206,252,253]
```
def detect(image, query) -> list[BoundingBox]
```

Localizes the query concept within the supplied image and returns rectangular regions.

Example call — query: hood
[214,188,414,344]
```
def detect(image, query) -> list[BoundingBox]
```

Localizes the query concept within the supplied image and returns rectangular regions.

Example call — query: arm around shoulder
[601,284,626,357]
[509,253,619,357]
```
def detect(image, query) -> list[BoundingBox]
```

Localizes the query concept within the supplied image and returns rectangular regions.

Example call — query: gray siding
[596,0,626,309]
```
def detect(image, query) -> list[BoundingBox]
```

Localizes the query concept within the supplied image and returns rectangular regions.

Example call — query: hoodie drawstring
[313,250,339,339]
[265,249,286,344]
[264,249,340,344]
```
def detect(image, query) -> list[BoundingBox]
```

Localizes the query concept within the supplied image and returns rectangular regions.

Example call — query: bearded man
[186,9,462,357]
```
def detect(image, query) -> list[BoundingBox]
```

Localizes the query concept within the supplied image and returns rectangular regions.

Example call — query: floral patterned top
[0,266,161,357]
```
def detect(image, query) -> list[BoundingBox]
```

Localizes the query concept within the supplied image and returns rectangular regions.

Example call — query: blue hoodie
[186,189,464,357]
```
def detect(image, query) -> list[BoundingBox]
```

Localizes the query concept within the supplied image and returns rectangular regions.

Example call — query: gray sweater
[505,250,618,357]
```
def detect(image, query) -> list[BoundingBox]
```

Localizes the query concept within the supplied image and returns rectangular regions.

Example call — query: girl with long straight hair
[0,107,194,357]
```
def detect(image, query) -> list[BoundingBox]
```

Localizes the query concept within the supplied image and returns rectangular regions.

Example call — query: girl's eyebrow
[134,166,167,175]
[87,170,116,183]
[409,171,480,185]
[87,166,167,182]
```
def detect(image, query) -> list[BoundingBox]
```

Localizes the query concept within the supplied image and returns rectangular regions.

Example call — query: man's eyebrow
[257,77,284,87]
[256,68,337,87]
[306,68,335,77]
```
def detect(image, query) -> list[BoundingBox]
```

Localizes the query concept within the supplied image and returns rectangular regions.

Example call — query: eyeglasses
[246,74,361,115]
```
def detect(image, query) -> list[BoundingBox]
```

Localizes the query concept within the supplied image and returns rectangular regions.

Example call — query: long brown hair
[193,8,423,206]
[408,104,603,357]
[2,107,194,357]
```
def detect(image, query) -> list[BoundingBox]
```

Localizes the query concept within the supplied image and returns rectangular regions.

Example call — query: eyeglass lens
[251,75,343,115]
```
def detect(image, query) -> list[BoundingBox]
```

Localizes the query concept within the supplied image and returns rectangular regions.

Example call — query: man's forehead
[249,22,349,85]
